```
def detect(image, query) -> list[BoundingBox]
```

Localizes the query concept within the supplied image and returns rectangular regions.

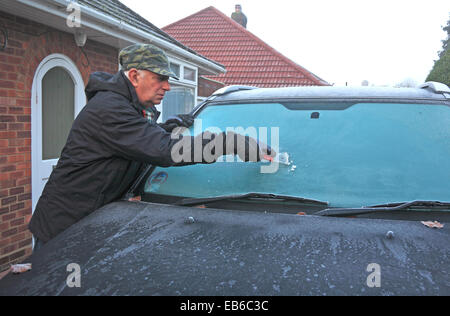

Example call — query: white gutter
[16,0,225,75]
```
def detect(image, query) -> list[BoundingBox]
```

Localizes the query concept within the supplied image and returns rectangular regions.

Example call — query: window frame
[155,57,199,122]
[168,57,198,86]
[140,99,450,209]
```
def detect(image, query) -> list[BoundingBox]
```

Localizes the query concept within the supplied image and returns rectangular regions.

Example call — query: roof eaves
[75,0,225,72]
[79,0,179,46]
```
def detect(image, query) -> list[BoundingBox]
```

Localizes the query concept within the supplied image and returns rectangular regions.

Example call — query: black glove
[159,114,195,133]
[224,131,276,162]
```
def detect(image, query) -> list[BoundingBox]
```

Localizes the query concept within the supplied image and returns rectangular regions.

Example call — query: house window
[159,58,198,122]
[184,67,196,82]
[170,63,181,78]
[162,86,195,121]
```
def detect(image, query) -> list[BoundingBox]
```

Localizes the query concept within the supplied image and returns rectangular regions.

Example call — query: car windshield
[142,99,450,209]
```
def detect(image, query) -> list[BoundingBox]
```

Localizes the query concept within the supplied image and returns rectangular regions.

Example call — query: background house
[0,0,224,273]
[163,6,329,91]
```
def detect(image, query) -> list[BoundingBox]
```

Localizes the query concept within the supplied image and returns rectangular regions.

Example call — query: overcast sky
[120,0,449,87]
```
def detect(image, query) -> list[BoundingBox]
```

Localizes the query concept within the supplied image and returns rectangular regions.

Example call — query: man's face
[128,69,171,107]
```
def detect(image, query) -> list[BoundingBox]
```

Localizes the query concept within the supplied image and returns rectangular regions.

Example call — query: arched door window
[42,67,75,160]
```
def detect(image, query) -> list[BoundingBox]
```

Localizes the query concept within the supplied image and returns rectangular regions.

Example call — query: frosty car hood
[0,201,449,296]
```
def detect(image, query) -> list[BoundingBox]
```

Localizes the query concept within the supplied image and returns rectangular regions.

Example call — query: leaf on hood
[128,196,141,202]
[421,221,444,229]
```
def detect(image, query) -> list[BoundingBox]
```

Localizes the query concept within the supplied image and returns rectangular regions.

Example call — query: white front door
[31,54,85,213]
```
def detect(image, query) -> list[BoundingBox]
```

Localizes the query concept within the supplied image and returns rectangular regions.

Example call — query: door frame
[31,54,85,213]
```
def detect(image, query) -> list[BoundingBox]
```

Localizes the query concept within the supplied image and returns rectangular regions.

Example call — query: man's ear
[127,68,140,88]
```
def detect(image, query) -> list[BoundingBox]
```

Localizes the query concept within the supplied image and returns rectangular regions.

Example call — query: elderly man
[29,44,273,248]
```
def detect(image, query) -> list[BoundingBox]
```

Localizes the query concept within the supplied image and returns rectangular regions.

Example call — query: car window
[145,101,450,207]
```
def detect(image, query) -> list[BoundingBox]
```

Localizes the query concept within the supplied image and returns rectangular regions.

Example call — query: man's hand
[159,114,195,132]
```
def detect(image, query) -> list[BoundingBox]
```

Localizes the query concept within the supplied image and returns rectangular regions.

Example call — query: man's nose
[163,81,171,91]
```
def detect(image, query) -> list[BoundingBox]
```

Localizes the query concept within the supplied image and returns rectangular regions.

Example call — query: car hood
[1,201,449,296]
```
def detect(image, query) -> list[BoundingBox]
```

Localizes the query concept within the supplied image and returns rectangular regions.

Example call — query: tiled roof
[78,0,223,68]
[163,7,329,87]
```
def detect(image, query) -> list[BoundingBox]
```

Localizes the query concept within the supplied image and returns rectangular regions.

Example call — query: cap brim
[155,69,179,81]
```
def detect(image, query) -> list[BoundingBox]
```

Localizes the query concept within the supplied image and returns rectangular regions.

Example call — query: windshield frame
[126,91,450,212]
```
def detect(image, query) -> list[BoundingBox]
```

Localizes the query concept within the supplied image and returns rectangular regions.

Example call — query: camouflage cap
[119,44,179,80]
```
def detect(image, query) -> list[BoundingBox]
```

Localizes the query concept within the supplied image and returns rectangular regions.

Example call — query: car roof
[207,82,450,105]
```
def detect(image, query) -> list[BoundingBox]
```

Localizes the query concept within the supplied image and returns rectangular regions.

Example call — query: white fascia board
[17,0,225,76]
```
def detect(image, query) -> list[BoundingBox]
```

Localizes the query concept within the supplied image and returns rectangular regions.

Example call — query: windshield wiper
[176,193,329,207]
[315,200,450,217]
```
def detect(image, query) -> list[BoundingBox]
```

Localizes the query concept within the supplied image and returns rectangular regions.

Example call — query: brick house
[0,0,224,273]
[163,6,329,88]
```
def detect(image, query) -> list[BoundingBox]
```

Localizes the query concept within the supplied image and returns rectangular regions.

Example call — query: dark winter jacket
[29,71,199,243]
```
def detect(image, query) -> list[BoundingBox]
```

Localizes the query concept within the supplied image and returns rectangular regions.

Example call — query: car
[1,82,449,296]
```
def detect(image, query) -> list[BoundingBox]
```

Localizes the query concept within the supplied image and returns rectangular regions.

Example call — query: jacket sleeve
[95,99,179,167]
[96,98,219,167]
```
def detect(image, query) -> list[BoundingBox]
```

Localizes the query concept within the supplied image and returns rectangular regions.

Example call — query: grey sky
[120,0,449,87]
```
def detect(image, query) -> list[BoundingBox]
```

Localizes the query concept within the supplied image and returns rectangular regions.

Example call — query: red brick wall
[0,10,119,272]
